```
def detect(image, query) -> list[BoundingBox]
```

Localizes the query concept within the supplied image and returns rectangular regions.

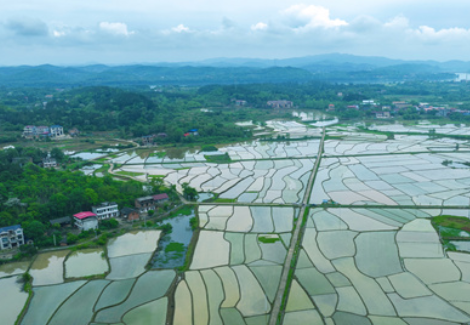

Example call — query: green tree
[84,188,99,205]
[51,148,65,163]
[22,220,46,243]
[182,183,198,201]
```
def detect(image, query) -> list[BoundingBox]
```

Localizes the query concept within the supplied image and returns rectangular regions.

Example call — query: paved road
[268,127,326,325]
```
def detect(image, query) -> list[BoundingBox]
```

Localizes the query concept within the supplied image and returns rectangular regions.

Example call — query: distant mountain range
[150,53,470,72]
[0,54,467,87]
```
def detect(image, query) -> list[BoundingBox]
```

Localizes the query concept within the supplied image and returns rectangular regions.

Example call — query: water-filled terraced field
[311,152,470,206]
[172,205,297,324]
[370,122,470,136]
[324,134,466,156]
[283,208,470,324]
[18,230,172,325]
[118,159,315,204]
[7,122,470,325]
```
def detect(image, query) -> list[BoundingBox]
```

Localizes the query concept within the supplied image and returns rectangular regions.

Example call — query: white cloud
[282,4,348,29]
[172,24,190,33]
[52,30,65,37]
[384,15,409,29]
[251,22,268,31]
[99,22,133,36]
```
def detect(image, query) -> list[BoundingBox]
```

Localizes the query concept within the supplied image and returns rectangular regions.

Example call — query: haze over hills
[0,54,468,87]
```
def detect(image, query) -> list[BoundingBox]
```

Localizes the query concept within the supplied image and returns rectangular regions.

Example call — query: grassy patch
[213,198,237,203]
[165,242,185,253]
[167,205,194,218]
[94,164,110,175]
[204,153,231,163]
[115,171,145,177]
[432,215,470,239]
[200,145,218,152]
[433,215,470,230]
[149,152,166,158]
[258,236,280,244]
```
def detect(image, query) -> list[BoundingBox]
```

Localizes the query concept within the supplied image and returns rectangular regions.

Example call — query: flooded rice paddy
[6,122,470,324]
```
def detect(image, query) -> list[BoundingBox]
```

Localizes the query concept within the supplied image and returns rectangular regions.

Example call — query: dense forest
[1,81,470,145]
[0,147,180,246]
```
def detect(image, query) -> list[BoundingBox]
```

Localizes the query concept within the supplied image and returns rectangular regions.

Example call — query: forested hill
[0,63,456,88]
[0,66,313,87]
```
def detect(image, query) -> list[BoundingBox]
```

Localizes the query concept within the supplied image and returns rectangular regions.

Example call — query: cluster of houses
[231,99,295,109]
[327,99,470,119]
[23,125,64,139]
[183,129,199,137]
[22,125,80,139]
[267,100,294,109]
[71,193,170,231]
[141,133,168,146]
[0,193,172,251]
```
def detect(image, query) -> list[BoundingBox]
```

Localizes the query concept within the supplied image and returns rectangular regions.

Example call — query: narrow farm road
[269,127,326,325]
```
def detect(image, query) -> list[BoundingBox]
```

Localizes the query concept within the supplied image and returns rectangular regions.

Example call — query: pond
[151,209,195,269]
[79,164,102,175]
[311,118,339,127]
[197,192,214,202]
[95,148,120,153]
[291,110,330,121]
[450,240,470,253]
[71,152,104,160]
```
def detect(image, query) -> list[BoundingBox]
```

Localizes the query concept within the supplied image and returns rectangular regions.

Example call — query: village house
[23,125,36,138]
[234,100,247,106]
[135,196,155,212]
[156,133,168,138]
[267,100,294,109]
[120,207,140,221]
[50,125,64,137]
[327,104,335,112]
[188,129,198,136]
[362,100,377,107]
[374,111,391,119]
[393,101,411,110]
[42,153,57,168]
[142,135,156,146]
[153,193,169,204]
[92,202,119,220]
[68,128,80,136]
[73,212,98,231]
[0,225,25,250]
[36,126,50,136]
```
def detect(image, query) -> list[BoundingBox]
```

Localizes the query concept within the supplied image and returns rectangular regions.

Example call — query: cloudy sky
[1,0,469,65]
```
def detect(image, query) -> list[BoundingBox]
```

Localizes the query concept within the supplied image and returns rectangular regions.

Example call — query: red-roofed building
[73,212,98,231]
[153,193,169,204]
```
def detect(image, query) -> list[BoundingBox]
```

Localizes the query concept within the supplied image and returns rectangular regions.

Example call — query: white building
[92,202,119,220]
[50,125,64,137]
[23,125,36,138]
[42,153,57,168]
[0,225,25,250]
[73,212,99,231]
